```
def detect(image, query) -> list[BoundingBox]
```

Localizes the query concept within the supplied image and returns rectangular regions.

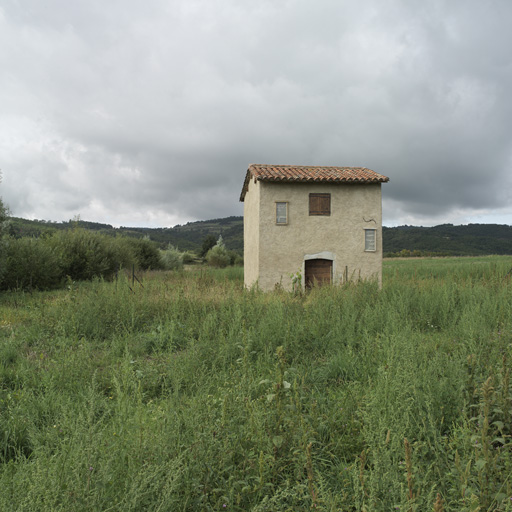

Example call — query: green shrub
[1,237,62,290]
[47,228,124,281]
[130,237,163,271]
[181,251,197,264]
[105,236,138,270]
[159,244,183,270]
[0,226,169,290]
[206,236,230,268]
[226,249,242,266]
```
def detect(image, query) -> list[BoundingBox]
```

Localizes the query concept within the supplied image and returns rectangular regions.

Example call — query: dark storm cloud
[1,0,511,227]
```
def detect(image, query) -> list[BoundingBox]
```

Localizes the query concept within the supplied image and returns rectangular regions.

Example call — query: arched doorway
[305,258,332,288]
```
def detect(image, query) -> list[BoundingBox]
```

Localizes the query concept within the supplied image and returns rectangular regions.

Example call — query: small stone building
[240,164,389,291]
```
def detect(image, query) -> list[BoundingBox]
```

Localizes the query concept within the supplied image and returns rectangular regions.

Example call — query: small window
[365,229,376,251]
[276,202,288,224]
[309,193,330,216]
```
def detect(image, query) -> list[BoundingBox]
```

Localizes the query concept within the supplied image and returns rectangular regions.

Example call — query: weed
[0,256,511,510]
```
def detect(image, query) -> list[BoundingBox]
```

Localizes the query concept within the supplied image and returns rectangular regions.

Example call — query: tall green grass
[1,257,511,510]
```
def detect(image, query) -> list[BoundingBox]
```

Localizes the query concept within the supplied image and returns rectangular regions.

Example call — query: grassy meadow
[1,256,512,511]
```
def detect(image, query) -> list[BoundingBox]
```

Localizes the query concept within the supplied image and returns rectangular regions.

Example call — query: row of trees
[1,228,168,290]
[0,196,242,291]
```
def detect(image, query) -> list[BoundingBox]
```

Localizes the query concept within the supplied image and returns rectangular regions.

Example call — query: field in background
[1,256,512,511]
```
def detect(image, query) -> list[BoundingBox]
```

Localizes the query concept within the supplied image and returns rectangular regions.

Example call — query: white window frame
[276,202,288,225]
[364,229,377,252]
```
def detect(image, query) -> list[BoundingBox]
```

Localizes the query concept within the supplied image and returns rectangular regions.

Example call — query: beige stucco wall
[243,180,383,291]
[243,178,260,288]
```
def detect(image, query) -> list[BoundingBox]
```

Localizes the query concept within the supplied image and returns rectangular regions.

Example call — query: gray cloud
[1,0,511,227]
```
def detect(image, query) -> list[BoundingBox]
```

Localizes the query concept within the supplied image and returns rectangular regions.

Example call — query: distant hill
[7,217,512,257]
[383,224,512,256]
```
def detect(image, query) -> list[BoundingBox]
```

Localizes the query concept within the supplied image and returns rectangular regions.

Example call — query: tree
[0,198,7,233]
[200,234,217,258]
[0,195,9,284]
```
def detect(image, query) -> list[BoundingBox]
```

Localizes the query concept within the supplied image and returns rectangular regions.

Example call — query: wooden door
[305,259,332,288]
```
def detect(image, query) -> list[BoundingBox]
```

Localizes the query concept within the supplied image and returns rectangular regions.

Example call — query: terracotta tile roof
[240,164,389,201]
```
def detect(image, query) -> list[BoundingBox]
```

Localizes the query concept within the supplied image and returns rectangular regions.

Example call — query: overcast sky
[1,0,511,228]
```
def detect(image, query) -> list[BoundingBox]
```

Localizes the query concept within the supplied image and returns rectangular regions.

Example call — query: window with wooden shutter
[309,193,330,216]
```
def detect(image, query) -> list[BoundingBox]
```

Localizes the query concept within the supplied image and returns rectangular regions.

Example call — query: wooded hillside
[8,216,244,253]
[7,216,512,256]
[383,223,512,256]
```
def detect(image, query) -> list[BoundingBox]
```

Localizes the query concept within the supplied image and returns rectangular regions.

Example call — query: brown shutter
[309,193,330,215]
[305,259,332,288]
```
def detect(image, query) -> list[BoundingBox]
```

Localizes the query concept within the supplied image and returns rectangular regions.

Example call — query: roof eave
[239,169,252,202]
[240,166,389,200]
[255,177,389,184]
